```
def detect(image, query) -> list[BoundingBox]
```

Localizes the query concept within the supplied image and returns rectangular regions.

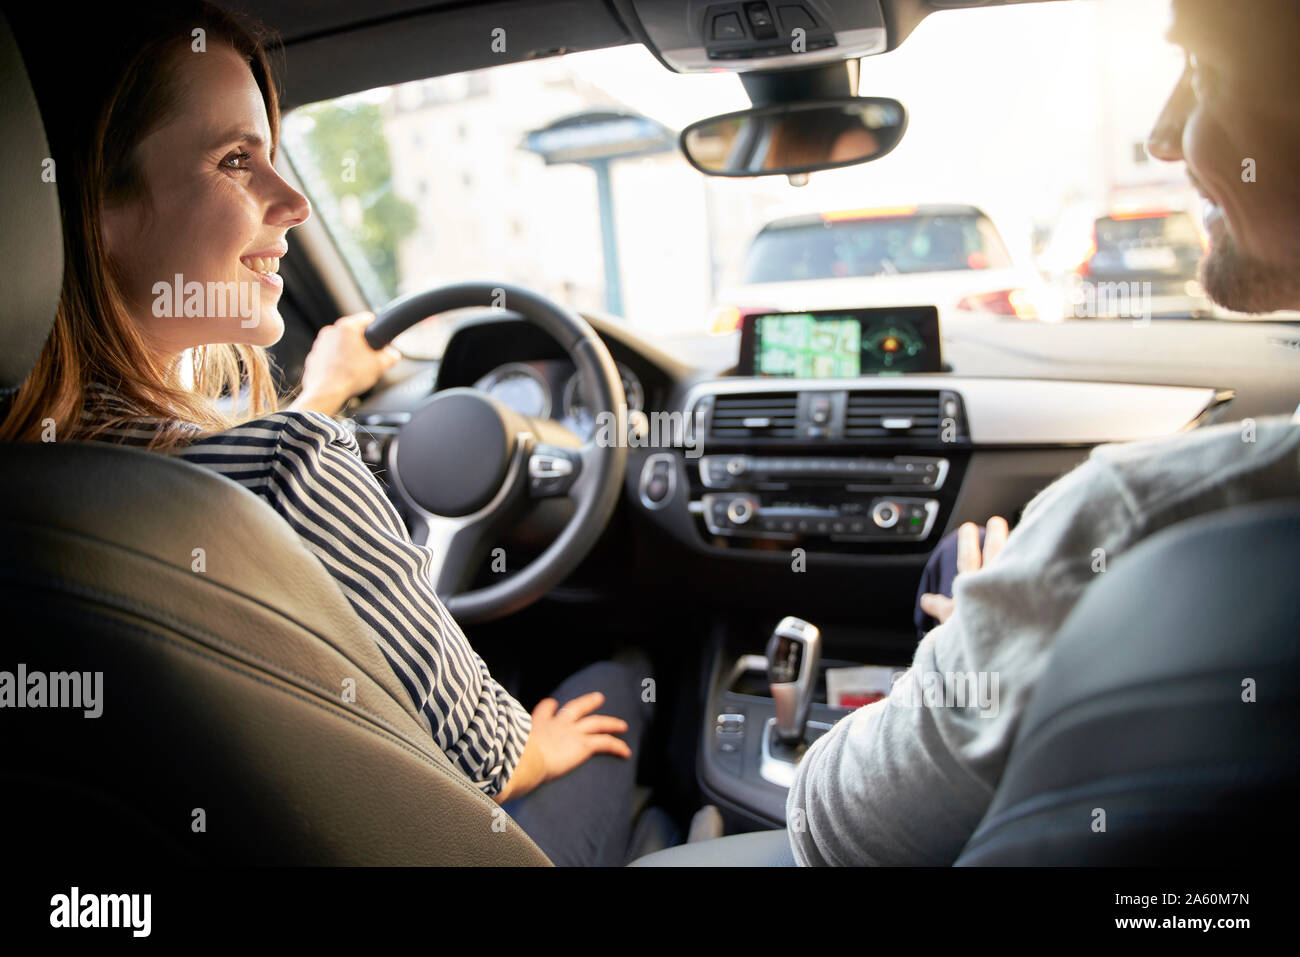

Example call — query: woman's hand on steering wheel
[290,311,401,415]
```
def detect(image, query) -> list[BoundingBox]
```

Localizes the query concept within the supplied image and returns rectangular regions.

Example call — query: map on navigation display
[754,314,861,378]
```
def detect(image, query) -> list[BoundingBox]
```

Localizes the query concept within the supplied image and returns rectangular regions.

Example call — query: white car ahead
[711,203,1051,333]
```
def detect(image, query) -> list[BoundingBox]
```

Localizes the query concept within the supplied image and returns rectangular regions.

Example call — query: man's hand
[288,312,401,416]
[493,692,631,804]
[919,516,1009,625]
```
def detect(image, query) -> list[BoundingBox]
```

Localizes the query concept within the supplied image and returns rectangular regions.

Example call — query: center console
[629,313,1232,831]
[672,381,971,557]
[698,453,947,543]
[700,617,883,827]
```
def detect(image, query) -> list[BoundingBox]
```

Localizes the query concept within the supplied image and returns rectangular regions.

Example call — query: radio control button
[726,498,755,525]
[872,501,901,529]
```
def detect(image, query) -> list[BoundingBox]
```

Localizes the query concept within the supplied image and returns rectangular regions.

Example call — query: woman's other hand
[494,691,631,803]
[289,312,400,415]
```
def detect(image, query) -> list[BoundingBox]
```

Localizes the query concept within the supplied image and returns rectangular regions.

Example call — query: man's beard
[1200,232,1300,314]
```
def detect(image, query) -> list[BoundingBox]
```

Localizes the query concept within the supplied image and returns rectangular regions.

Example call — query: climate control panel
[699,454,948,491]
[700,492,940,542]
[682,449,956,551]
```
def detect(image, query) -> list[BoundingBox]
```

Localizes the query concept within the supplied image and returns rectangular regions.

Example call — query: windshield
[743,212,1014,283]
[280,0,1294,359]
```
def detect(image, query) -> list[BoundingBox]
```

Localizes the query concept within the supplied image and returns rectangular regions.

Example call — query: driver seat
[0,12,550,865]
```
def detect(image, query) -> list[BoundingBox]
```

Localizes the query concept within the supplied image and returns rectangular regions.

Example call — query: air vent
[844,391,943,439]
[709,392,799,439]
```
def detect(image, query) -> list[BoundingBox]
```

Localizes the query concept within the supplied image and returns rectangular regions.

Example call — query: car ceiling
[235,0,1066,109]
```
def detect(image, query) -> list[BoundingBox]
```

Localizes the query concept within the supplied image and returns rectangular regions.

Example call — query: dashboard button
[872,501,901,529]
[712,12,745,40]
[645,477,668,503]
[726,498,755,525]
[360,436,386,465]
[778,5,816,33]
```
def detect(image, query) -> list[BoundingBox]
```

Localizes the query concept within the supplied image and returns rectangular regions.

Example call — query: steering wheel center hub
[394,388,516,516]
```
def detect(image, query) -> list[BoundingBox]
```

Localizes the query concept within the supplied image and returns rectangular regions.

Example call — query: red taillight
[956,289,1038,320]
[820,204,918,222]
[710,306,743,334]
[710,306,774,334]
[1109,206,1170,220]
[1074,222,1098,276]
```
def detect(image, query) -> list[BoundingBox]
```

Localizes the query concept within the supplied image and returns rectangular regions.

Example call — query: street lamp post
[523,111,676,317]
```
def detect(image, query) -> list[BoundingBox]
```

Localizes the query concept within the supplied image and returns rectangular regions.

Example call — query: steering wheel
[363,282,627,624]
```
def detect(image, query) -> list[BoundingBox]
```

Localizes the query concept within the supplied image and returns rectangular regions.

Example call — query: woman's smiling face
[102,42,311,358]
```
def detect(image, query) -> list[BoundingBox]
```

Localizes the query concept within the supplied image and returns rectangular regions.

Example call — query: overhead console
[626,0,887,73]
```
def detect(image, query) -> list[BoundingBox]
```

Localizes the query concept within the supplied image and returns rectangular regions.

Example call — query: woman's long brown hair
[1,2,287,451]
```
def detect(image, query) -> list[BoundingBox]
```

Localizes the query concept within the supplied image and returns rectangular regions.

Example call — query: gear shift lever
[766,616,821,744]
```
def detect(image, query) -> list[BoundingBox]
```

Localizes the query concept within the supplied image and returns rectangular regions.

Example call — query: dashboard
[406,313,673,445]
[473,359,645,441]
[348,307,1297,625]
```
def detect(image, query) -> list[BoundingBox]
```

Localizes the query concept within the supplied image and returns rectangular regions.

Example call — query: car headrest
[0,10,63,393]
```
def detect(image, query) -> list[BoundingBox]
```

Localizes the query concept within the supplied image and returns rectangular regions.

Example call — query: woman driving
[1,1,654,866]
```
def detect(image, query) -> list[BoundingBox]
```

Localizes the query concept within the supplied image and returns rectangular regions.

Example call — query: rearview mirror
[680,97,907,178]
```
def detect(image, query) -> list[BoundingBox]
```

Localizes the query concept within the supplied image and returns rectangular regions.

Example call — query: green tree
[298,101,417,299]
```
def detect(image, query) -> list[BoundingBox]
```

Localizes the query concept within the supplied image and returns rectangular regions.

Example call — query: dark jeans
[501,652,654,866]
[913,525,986,640]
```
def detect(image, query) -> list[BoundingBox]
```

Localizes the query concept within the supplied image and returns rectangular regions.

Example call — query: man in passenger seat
[788,0,1300,866]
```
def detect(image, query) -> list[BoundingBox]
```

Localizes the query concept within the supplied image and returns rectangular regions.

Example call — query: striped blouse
[77,381,531,796]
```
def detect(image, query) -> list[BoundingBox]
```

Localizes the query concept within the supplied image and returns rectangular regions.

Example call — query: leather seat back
[0,441,550,864]
[956,501,1300,865]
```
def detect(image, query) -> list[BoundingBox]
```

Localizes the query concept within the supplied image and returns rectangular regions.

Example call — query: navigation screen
[740,306,942,377]
[754,314,862,377]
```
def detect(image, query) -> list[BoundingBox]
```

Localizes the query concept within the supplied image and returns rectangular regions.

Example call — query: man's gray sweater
[787,412,1300,865]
